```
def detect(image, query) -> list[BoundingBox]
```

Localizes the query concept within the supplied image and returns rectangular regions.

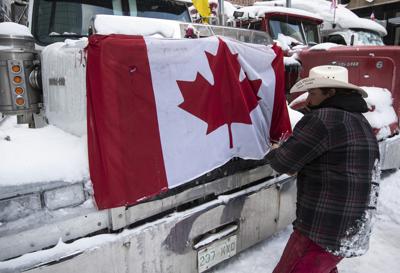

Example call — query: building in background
[346,0,400,45]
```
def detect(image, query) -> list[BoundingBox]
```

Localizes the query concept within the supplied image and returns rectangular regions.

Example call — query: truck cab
[226,1,400,171]
[229,5,322,94]
[231,5,322,48]
[253,0,387,46]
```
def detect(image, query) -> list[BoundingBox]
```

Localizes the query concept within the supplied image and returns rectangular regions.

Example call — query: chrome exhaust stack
[0,33,43,127]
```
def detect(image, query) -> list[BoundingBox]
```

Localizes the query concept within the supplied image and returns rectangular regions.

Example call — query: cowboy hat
[290,65,368,98]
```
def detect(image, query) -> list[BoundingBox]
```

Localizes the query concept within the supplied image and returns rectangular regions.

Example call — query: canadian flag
[86,34,291,209]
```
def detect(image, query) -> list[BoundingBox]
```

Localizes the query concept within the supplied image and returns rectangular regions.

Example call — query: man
[267,65,380,273]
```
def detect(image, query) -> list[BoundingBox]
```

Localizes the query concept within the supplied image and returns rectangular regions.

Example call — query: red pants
[273,230,343,273]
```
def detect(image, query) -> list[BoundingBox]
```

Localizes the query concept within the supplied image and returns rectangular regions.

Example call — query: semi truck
[0,1,296,272]
[254,0,388,46]
[230,2,400,171]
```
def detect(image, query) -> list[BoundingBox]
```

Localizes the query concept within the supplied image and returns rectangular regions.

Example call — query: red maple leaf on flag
[177,38,262,149]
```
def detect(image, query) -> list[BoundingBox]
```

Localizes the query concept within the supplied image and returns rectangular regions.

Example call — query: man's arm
[266,113,329,175]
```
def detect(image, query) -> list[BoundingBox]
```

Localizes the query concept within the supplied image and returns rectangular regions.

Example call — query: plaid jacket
[267,106,379,257]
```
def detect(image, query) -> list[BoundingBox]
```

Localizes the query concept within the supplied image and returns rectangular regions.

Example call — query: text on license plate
[197,235,237,272]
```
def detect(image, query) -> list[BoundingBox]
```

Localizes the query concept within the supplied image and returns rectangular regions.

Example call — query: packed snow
[212,170,400,273]
[363,87,398,140]
[0,22,32,37]
[94,15,182,38]
[194,225,238,249]
[0,116,89,186]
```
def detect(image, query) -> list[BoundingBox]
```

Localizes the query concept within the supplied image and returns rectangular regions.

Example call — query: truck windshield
[269,19,305,44]
[268,18,319,46]
[303,22,319,44]
[353,29,384,45]
[32,0,191,45]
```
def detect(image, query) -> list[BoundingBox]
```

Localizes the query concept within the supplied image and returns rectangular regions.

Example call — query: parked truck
[228,4,323,93]
[228,2,400,171]
[0,1,296,272]
[254,0,388,46]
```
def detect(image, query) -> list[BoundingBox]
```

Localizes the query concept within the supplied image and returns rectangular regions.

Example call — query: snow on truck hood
[0,117,89,187]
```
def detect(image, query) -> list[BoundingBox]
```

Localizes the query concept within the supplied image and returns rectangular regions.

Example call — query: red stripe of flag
[87,34,168,209]
[270,44,292,142]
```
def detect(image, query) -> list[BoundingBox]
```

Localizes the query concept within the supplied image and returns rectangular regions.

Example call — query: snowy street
[213,170,400,273]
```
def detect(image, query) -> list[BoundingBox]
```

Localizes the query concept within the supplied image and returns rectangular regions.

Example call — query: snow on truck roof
[254,0,387,36]
[238,5,322,21]
[94,15,183,38]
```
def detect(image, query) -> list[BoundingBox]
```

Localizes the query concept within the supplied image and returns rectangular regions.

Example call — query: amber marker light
[15,97,25,106]
[13,76,22,84]
[15,87,24,95]
[11,65,21,73]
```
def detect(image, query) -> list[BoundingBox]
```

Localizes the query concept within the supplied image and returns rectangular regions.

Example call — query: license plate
[197,235,237,272]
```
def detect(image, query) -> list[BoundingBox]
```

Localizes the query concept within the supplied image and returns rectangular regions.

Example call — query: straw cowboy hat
[290,65,368,98]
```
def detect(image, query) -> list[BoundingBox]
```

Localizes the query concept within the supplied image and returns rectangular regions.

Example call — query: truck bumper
[379,134,400,170]
[1,175,296,273]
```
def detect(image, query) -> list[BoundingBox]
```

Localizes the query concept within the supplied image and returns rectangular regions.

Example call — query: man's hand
[271,143,280,150]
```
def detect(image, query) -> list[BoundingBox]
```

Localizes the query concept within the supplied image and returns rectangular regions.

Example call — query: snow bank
[363,87,398,140]
[0,22,32,37]
[0,117,89,186]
